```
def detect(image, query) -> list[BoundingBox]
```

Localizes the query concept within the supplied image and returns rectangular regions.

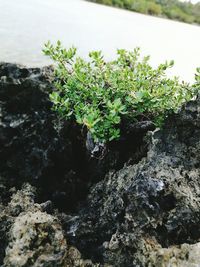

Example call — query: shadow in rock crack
[0,63,151,215]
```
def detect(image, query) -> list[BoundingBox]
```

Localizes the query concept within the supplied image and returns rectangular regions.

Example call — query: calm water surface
[0,0,200,82]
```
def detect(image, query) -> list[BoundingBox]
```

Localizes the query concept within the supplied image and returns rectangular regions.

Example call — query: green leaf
[44,41,197,143]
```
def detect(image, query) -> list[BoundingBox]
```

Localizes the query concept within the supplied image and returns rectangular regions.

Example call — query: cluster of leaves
[89,0,200,25]
[43,41,196,143]
[194,67,200,88]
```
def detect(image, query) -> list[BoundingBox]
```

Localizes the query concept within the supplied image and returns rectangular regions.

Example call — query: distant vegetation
[89,0,200,25]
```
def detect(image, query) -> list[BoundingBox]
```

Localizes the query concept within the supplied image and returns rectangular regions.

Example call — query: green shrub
[164,6,194,23]
[43,41,195,143]
[131,0,148,14]
[147,2,162,16]
[194,68,200,88]
[97,0,113,6]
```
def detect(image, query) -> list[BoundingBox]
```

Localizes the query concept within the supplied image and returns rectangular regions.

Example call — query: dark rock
[64,96,200,266]
[0,63,149,211]
[1,63,200,266]
[0,63,88,212]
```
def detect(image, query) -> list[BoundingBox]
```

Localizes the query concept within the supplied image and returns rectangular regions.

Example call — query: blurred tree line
[89,0,200,24]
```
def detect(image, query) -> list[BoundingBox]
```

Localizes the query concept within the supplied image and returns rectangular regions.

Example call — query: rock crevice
[1,63,200,267]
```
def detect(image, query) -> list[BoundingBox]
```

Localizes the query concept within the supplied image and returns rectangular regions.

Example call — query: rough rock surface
[2,184,67,267]
[1,63,200,266]
[136,239,200,267]
[64,96,200,266]
[0,63,150,212]
[0,63,87,211]
[1,184,97,267]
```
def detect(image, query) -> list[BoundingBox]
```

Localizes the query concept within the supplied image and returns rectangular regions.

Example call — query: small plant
[43,41,195,143]
[194,67,200,88]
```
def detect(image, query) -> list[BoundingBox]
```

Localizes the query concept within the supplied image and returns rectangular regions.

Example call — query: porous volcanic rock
[64,96,200,266]
[136,238,200,267]
[1,63,200,267]
[1,183,97,267]
[0,63,151,212]
[0,63,87,211]
[2,184,67,267]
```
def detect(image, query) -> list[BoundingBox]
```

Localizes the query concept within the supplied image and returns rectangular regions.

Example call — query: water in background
[0,0,200,82]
